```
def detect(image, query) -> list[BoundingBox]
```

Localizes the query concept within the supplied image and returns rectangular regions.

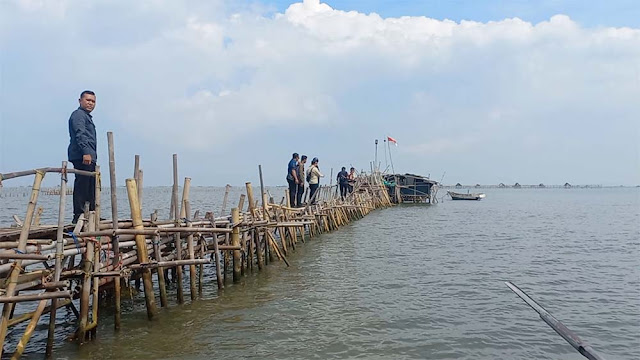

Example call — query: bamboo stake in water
[246,183,263,268]
[78,211,96,344]
[137,169,143,214]
[46,161,68,357]
[211,211,224,289]
[126,179,158,319]
[13,297,47,358]
[172,154,184,304]
[153,233,168,307]
[107,132,121,331]
[221,185,231,215]
[231,208,241,282]
[238,194,245,213]
[184,197,197,300]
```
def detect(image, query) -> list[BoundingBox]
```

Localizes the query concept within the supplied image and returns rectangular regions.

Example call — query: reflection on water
[2,188,639,359]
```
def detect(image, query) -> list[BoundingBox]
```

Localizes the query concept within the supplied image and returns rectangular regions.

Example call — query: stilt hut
[383,173,438,204]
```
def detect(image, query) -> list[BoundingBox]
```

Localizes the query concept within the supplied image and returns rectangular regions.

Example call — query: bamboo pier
[0,132,393,358]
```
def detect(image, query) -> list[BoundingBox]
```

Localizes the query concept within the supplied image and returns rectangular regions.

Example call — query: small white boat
[447,191,486,201]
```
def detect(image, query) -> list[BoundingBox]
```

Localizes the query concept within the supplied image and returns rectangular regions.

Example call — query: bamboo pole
[153,233,168,307]
[88,214,101,339]
[137,169,143,214]
[246,183,263,268]
[198,235,204,295]
[184,197,197,300]
[221,185,231,215]
[46,161,68,356]
[0,170,44,358]
[78,212,96,344]
[237,194,245,213]
[231,208,241,282]
[172,154,184,304]
[126,179,157,319]
[11,295,47,357]
[107,132,122,331]
[33,207,43,227]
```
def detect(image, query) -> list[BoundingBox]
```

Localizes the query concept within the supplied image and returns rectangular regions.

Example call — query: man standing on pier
[337,167,349,200]
[68,90,97,224]
[296,155,307,207]
[287,153,300,208]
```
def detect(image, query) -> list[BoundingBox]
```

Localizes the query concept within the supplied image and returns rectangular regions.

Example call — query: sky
[0,0,638,188]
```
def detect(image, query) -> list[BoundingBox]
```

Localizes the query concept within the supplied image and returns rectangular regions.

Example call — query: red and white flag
[387,136,398,146]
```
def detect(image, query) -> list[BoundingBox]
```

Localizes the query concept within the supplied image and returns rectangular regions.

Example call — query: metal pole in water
[505,281,606,360]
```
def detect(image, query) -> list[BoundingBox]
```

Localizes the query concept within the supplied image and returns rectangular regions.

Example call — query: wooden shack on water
[383,173,438,204]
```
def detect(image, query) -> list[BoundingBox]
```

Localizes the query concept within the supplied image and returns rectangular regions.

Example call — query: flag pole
[384,138,389,172]
[387,136,395,174]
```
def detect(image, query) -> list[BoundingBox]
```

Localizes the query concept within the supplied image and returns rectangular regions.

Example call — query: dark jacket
[68,107,97,162]
[337,170,349,185]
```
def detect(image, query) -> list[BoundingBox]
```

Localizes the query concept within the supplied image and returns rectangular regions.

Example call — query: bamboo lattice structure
[0,133,393,358]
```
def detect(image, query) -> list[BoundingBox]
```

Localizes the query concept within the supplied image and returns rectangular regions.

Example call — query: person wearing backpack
[307,157,324,204]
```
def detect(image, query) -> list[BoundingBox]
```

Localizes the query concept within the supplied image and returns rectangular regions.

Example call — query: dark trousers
[309,183,319,204]
[296,184,305,207]
[287,179,297,207]
[339,183,348,199]
[72,161,96,220]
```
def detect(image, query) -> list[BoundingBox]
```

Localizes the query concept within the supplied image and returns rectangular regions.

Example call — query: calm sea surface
[1,187,639,359]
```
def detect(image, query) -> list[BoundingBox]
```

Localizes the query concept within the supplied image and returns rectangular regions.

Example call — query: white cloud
[2,0,639,184]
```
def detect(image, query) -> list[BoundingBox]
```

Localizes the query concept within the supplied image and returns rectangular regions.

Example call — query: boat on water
[447,190,486,201]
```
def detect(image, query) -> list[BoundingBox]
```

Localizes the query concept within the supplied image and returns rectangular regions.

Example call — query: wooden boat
[447,190,486,200]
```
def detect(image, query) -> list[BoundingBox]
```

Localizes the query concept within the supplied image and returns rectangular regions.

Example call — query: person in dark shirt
[296,155,307,207]
[68,90,97,224]
[286,153,300,207]
[337,167,349,200]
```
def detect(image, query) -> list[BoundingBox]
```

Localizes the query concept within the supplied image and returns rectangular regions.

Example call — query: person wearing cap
[307,157,324,204]
[296,155,308,207]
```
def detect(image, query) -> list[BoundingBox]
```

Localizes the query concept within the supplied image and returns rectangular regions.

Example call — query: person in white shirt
[347,167,357,193]
[307,157,324,204]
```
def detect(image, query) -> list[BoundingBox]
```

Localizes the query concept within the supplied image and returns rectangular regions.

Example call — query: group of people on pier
[287,153,322,207]
[337,166,357,199]
[286,153,357,207]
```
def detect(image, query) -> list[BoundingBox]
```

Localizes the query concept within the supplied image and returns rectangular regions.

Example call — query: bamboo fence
[0,132,392,358]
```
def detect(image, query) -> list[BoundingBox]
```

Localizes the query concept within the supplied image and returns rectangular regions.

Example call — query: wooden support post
[238,194,245,212]
[172,154,184,304]
[78,212,96,344]
[246,183,263,267]
[126,179,158,319]
[231,208,241,282]
[13,298,47,358]
[221,184,231,215]
[153,233,168,307]
[137,169,143,214]
[46,161,68,357]
[183,185,197,300]
[106,132,122,331]
[198,235,205,295]
[89,216,101,339]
